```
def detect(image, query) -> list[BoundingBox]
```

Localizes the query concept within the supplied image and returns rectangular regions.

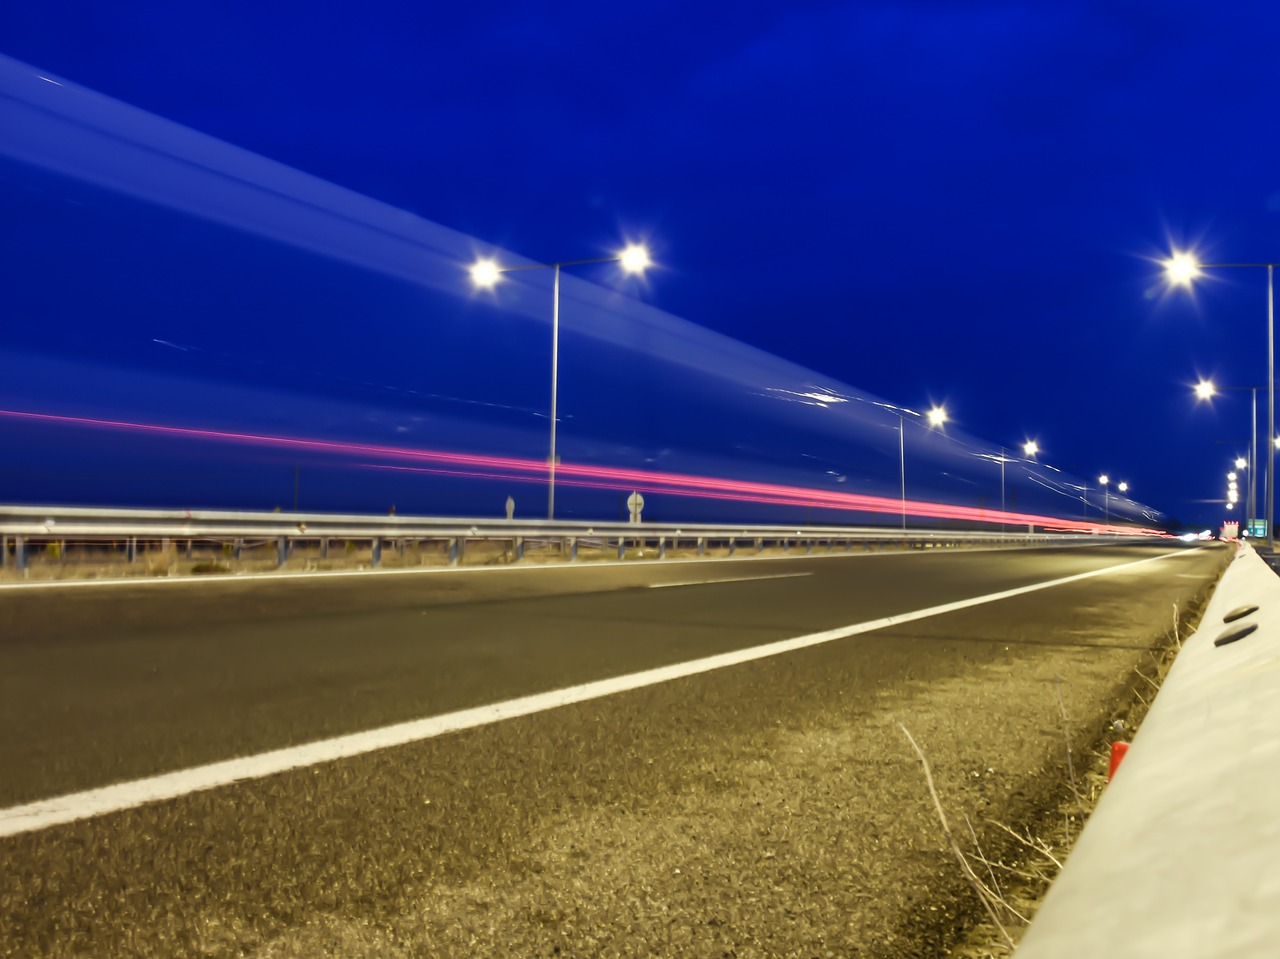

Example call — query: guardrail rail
[0,504,1156,580]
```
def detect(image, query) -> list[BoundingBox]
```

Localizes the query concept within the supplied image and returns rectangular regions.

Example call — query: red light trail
[0,408,1164,536]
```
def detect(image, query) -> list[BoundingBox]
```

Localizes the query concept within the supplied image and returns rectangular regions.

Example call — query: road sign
[627,492,644,523]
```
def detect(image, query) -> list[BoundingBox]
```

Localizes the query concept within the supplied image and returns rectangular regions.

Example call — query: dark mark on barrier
[1222,604,1259,623]
[1214,622,1259,647]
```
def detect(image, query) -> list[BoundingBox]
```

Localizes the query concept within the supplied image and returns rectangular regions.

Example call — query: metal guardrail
[0,504,1152,579]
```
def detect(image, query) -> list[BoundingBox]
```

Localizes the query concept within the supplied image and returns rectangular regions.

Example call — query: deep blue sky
[2,1,1279,529]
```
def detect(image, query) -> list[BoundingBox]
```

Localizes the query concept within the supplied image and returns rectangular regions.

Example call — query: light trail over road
[0,543,1225,958]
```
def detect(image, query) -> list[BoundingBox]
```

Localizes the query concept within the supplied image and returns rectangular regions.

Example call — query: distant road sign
[627,492,645,523]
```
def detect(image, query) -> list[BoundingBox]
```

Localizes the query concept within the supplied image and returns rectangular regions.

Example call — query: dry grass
[940,591,1207,958]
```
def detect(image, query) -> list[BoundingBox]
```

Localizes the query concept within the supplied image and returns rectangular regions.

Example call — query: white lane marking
[648,572,812,589]
[0,547,1200,838]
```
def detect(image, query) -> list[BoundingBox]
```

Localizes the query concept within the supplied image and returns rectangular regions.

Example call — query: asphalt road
[0,544,1209,806]
[0,543,1228,958]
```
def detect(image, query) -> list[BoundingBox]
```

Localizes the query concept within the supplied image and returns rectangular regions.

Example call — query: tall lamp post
[1166,253,1277,550]
[1192,379,1259,530]
[995,440,1039,532]
[898,405,949,531]
[1099,474,1110,523]
[471,243,652,519]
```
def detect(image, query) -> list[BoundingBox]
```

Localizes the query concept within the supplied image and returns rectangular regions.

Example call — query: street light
[897,405,949,531]
[1099,474,1110,523]
[1118,481,1129,494]
[995,440,1039,532]
[1165,251,1278,549]
[470,243,652,519]
[1190,378,1260,535]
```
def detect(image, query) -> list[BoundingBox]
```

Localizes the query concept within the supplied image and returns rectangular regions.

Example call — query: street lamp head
[926,405,948,428]
[1099,474,1110,486]
[1118,482,1129,493]
[1023,440,1039,457]
[618,243,651,274]
[1228,472,1238,482]
[1193,379,1217,401]
[469,258,501,289]
[1164,251,1202,287]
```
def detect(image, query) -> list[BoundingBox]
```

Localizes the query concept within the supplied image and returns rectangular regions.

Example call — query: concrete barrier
[1016,542,1280,958]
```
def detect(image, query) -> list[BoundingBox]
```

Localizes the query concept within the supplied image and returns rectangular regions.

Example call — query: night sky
[2,2,1279,531]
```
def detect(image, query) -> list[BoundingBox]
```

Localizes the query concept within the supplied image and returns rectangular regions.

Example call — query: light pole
[995,439,1039,532]
[1192,379,1260,534]
[1099,474,1110,523]
[898,405,948,531]
[471,243,651,519]
[1166,254,1277,549]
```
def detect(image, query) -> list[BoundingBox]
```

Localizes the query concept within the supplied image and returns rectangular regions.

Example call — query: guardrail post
[276,537,287,568]
[1,535,7,571]
[398,538,406,558]
[658,536,667,559]
[233,538,243,562]
[728,539,737,557]
[14,536,26,576]
[184,539,193,559]
[805,539,814,555]
[448,538,460,566]
[320,538,329,559]
[514,536,524,561]
[568,536,578,561]
[127,537,137,563]
[697,536,705,557]
[617,538,626,560]
[755,537,763,554]
[371,538,382,568]
[783,538,790,554]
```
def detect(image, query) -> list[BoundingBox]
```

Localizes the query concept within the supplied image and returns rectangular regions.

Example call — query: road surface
[0,543,1225,957]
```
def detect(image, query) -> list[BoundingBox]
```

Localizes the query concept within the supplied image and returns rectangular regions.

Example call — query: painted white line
[647,572,812,589]
[0,547,1200,838]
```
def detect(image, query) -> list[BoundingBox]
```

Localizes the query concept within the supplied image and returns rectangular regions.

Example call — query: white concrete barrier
[1017,543,1280,958]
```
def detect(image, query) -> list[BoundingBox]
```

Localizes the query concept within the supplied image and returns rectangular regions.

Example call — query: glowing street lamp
[1099,474,1111,523]
[897,404,950,532]
[470,243,653,518]
[1191,378,1260,532]
[1118,481,1129,494]
[1164,252,1203,287]
[1166,250,1278,548]
[994,438,1040,532]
